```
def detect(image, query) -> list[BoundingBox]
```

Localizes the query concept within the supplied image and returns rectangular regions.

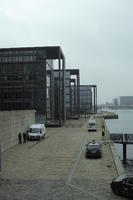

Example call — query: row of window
[4,49,45,55]
[0,63,44,74]
[0,75,34,81]
[80,91,92,95]
[0,56,38,63]
[0,92,33,99]
[80,97,92,100]
[0,50,37,56]
[0,102,33,110]
[0,83,33,88]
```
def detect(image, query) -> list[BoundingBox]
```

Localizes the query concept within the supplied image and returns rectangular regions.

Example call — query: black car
[111,175,133,198]
[85,140,102,158]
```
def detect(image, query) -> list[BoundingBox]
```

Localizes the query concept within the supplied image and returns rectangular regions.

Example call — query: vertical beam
[44,60,47,124]
[123,143,127,162]
[91,87,93,113]
[58,51,61,126]
[70,82,72,116]
[62,57,66,123]
[94,86,95,114]
[23,67,25,110]
[50,67,54,122]
[91,86,94,114]
[95,86,97,114]
[31,67,34,109]
[77,71,80,118]
[74,81,76,116]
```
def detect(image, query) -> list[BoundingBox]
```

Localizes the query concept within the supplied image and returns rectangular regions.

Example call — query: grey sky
[0,0,133,104]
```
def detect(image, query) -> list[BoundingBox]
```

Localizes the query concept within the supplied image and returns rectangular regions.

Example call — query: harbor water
[105,109,133,174]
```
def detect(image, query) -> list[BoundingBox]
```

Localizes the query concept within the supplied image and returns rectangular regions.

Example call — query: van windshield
[30,128,40,133]
[89,123,95,126]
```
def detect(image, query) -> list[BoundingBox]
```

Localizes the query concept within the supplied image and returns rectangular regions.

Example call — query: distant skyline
[106,95,133,104]
[0,0,133,104]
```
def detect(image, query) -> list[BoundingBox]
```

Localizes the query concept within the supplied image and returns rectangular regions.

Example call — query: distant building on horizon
[118,96,133,106]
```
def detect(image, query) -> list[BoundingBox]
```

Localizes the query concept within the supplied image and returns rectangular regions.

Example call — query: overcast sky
[0,0,133,104]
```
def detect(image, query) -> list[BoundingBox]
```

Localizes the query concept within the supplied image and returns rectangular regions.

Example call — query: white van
[28,124,46,140]
[87,119,97,131]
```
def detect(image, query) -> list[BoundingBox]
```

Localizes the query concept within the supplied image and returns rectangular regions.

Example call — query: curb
[104,120,124,176]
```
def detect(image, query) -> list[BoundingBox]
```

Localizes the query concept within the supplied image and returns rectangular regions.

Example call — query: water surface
[105,109,133,174]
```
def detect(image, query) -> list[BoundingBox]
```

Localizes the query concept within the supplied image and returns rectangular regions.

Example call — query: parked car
[28,124,46,140]
[111,175,133,198]
[85,140,102,158]
[87,119,97,131]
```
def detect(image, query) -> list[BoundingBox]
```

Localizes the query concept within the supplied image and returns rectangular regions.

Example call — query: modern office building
[54,69,80,119]
[80,85,97,114]
[0,46,65,126]
[65,69,80,119]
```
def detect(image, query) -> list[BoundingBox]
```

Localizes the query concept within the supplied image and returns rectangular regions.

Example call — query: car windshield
[88,145,99,150]
[30,128,40,133]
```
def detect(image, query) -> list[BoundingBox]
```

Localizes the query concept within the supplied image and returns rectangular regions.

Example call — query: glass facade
[55,69,80,119]
[80,85,92,114]
[0,49,46,63]
[54,70,64,122]
[0,47,65,126]
[0,61,35,110]
[66,70,80,119]
[65,71,71,117]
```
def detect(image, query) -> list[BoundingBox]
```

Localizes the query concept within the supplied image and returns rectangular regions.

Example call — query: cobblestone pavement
[0,117,127,200]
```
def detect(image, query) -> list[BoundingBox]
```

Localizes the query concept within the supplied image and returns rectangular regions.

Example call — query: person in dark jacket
[18,132,22,144]
[23,132,27,143]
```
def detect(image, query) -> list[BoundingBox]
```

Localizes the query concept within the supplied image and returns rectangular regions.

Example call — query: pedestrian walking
[18,132,22,144]
[102,129,105,137]
[23,132,27,143]
[102,126,105,140]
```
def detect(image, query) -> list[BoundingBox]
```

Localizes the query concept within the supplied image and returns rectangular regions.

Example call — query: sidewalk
[0,116,126,200]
